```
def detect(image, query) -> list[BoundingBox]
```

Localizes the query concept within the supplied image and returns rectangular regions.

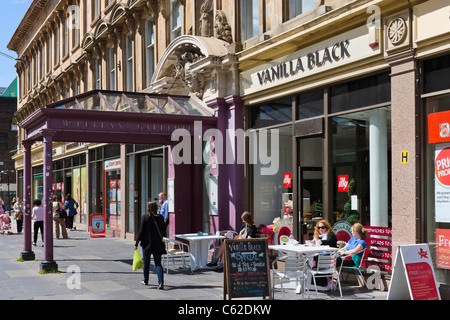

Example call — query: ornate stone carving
[199,0,213,37]
[173,52,206,99]
[387,17,407,45]
[214,10,232,43]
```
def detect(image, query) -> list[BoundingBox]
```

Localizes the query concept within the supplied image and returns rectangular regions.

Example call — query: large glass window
[126,34,133,91]
[332,107,391,227]
[330,72,391,113]
[171,0,181,40]
[296,88,323,120]
[252,125,292,226]
[424,94,450,288]
[251,96,292,128]
[286,0,316,20]
[241,0,259,40]
[145,18,155,88]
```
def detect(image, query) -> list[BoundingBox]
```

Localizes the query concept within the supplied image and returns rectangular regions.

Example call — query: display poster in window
[435,143,450,223]
[436,228,450,270]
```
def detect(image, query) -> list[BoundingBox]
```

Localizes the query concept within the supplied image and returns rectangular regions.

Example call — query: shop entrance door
[139,150,165,222]
[298,136,323,242]
[104,158,122,230]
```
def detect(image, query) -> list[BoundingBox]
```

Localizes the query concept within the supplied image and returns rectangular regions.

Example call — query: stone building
[7,0,450,295]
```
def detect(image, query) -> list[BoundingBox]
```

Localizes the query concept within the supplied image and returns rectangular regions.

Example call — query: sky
[0,0,32,88]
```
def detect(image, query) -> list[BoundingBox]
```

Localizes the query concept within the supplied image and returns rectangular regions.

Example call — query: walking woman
[134,201,166,289]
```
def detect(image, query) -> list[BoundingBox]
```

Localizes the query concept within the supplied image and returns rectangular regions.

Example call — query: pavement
[0,220,388,306]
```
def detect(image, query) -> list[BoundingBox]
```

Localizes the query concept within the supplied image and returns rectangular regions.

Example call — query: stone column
[386,49,419,258]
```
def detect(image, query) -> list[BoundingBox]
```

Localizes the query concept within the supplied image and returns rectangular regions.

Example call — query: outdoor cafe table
[175,233,225,271]
[269,244,338,293]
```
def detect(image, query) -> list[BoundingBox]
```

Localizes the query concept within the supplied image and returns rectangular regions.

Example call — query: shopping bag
[132,250,144,271]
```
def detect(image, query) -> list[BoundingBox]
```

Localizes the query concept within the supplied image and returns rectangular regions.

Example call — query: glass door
[298,136,323,242]
[104,169,121,230]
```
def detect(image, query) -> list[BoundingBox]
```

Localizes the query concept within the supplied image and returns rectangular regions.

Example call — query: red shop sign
[283,173,291,188]
[338,175,349,192]
[428,110,450,144]
[436,228,450,270]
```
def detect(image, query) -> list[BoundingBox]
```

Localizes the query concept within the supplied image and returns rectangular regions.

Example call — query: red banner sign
[436,228,450,270]
[428,110,450,144]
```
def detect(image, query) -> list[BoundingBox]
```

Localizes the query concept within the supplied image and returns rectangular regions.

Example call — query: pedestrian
[207,211,257,268]
[12,197,23,233]
[32,199,44,247]
[52,195,68,239]
[134,201,166,289]
[64,194,79,231]
[10,197,16,214]
[158,192,169,237]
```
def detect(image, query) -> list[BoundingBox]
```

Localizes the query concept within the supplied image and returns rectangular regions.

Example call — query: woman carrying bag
[134,201,166,289]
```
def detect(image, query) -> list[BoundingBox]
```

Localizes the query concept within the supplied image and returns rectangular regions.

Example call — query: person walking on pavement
[52,195,68,239]
[12,197,23,233]
[158,192,169,237]
[32,199,44,247]
[64,194,79,231]
[134,201,166,289]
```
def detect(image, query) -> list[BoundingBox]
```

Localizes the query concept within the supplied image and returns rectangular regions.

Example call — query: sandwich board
[387,244,440,300]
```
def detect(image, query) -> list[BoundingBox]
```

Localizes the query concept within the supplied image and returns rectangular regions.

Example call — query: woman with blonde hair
[337,222,367,267]
[312,220,337,247]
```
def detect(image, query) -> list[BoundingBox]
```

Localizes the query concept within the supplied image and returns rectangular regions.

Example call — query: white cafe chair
[272,253,308,299]
[162,237,193,274]
[307,252,342,299]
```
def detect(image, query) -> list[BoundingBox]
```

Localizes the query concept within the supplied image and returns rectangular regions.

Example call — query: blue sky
[0,0,32,88]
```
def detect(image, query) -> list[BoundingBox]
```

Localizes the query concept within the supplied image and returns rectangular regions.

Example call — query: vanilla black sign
[256,40,351,86]
[240,24,381,97]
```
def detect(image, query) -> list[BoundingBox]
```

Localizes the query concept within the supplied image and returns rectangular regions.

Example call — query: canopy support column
[20,140,34,261]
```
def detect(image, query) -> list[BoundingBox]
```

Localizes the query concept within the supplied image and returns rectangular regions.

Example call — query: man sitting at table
[207,211,257,268]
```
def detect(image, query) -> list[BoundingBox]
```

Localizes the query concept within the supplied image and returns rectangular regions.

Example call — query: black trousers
[33,221,44,243]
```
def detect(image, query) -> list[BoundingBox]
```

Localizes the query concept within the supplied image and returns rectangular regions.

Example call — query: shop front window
[252,125,292,226]
[425,94,450,287]
[332,107,391,227]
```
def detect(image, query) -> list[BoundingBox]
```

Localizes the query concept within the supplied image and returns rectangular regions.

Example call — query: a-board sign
[90,213,106,238]
[223,238,272,300]
[387,244,440,300]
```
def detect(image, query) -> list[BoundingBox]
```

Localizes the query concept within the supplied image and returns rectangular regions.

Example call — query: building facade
[7,0,450,296]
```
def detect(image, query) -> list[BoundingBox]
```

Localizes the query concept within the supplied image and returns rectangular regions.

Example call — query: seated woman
[311,220,337,247]
[207,211,257,267]
[337,222,367,267]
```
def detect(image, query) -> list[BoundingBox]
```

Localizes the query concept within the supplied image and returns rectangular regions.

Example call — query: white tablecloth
[269,244,338,293]
[175,233,225,271]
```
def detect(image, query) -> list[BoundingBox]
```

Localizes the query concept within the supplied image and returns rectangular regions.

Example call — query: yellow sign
[401,151,409,164]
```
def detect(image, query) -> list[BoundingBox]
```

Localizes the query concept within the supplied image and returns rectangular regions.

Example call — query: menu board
[223,238,271,300]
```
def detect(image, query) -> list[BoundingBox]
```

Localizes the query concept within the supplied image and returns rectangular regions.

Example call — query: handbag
[132,249,144,271]
[57,207,67,219]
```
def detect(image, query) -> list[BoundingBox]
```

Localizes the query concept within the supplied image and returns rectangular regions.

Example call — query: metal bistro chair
[338,249,367,288]
[307,252,342,299]
[162,237,193,274]
[272,254,308,300]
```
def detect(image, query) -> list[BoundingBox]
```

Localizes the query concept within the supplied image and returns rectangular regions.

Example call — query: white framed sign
[435,143,450,223]
[387,244,440,300]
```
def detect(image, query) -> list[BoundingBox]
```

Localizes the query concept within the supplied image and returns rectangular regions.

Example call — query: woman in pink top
[32,199,44,246]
